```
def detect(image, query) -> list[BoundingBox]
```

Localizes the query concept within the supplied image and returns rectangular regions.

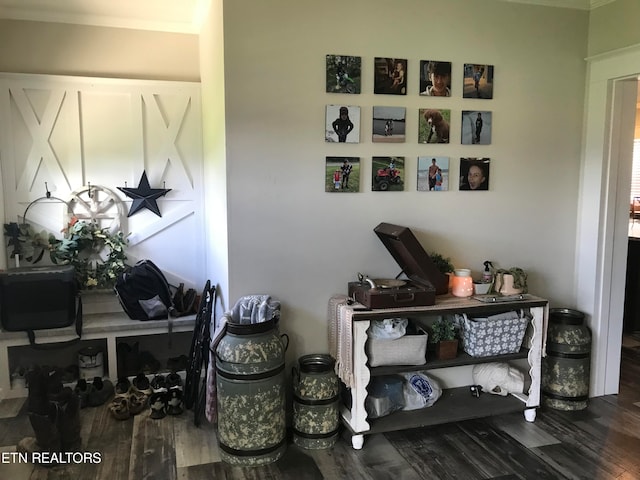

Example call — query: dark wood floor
[1,345,639,480]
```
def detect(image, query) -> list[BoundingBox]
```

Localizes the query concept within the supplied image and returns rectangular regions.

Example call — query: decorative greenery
[3,217,129,290]
[430,316,457,342]
[428,251,455,274]
[491,266,528,294]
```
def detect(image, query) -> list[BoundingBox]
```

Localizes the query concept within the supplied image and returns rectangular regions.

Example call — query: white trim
[578,46,640,396]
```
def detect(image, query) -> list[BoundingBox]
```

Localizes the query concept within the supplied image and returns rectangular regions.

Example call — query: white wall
[222,0,589,363]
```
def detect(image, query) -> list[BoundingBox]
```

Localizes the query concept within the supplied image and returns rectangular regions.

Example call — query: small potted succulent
[430,316,459,360]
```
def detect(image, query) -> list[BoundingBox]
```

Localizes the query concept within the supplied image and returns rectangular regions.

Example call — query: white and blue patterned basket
[456,310,530,357]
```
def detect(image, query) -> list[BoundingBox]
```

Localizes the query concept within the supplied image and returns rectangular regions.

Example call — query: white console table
[329,294,548,449]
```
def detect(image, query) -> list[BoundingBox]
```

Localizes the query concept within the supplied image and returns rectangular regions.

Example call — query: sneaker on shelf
[166,355,189,372]
[11,367,27,389]
[115,377,132,397]
[132,373,152,396]
[166,373,183,391]
[150,374,167,393]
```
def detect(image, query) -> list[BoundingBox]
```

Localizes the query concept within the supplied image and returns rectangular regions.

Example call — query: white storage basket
[366,328,428,367]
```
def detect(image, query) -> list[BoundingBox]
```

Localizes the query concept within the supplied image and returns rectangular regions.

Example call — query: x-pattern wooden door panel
[0,73,204,285]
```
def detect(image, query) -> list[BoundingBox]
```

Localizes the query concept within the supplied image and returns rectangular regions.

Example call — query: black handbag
[0,265,82,348]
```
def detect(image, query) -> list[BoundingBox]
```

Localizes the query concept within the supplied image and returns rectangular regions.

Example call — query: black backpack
[115,260,175,321]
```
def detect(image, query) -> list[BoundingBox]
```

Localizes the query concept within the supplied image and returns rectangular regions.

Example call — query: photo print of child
[463,64,494,99]
[420,60,452,97]
[326,54,361,94]
[372,156,404,192]
[325,157,360,192]
[325,105,360,143]
[461,111,492,145]
[459,158,490,191]
[372,106,406,143]
[417,156,449,192]
[374,58,407,95]
[418,108,450,144]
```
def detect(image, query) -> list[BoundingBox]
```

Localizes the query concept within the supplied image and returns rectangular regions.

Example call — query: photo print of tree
[372,156,404,192]
[417,156,449,191]
[326,157,360,193]
[326,54,361,94]
[418,108,451,144]
[419,60,452,97]
[463,64,494,99]
[459,157,490,191]
[374,58,407,95]
[372,106,406,143]
[325,104,360,143]
[461,110,492,145]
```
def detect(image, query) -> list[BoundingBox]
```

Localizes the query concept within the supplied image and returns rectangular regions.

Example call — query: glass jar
[452,268,473,297]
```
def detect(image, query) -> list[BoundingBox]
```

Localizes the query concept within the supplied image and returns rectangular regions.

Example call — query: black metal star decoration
[118,171,171,217]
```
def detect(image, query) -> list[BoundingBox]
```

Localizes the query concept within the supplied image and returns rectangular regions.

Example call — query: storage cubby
[0,309,197,399]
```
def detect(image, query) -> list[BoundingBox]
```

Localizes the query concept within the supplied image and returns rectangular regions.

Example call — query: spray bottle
[482,261,493,284]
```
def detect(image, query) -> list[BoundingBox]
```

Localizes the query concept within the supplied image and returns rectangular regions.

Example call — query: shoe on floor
[74,379,92,409]
[128,389,148,416]
[109,396,130,420]
[115,377,132,397]
[87,377,115,407]
[166,389,184,415]
[149,392,167,419]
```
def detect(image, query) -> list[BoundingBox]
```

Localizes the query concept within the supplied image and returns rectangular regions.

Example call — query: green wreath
[4,217,129,290]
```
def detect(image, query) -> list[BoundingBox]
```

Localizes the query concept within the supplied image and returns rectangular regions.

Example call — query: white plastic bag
[367,318,408,340]
[401,372,442,410]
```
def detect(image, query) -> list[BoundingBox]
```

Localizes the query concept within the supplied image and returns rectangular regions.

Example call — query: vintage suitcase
[348,280,435,309]
[347,223,449,309]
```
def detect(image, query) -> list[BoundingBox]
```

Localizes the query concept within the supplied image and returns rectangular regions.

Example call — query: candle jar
[452,269,474,297]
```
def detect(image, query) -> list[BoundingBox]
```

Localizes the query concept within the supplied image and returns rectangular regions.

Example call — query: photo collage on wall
[324,54,495,193]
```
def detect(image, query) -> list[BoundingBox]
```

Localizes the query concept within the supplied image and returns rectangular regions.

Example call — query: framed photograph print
[326,157,360,192]
[461,110,492,145]
[459,157,490,191]
[372,156,405,191]
[326,55,361,94]
[418,108,451,144]
[419,60,452,97]
[418,156,449,191]
[372,106,406,143]
[374,57,407,95]
[463,64,494,99]
[325,105,360,143]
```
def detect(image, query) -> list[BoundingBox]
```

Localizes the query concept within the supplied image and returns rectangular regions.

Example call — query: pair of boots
[17,367,82,463]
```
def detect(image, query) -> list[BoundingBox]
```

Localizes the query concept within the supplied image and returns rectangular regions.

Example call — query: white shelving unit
[330,294,548,450]
[0,293,196,399]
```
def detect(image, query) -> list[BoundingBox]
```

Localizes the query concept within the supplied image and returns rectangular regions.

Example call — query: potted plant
[429,251,455,293]
[491,267,528,295]
[430,316,458,360]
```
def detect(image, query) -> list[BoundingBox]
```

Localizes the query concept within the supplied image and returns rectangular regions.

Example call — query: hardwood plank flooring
[1,346,639,479]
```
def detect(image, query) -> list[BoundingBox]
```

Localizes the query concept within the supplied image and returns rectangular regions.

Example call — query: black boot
[57,387,82,452]
[25,367,48,415]
[17,402,61,463]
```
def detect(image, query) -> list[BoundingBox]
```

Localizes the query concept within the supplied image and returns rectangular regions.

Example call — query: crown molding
[0,0,618,34]
[0,0,209,34]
